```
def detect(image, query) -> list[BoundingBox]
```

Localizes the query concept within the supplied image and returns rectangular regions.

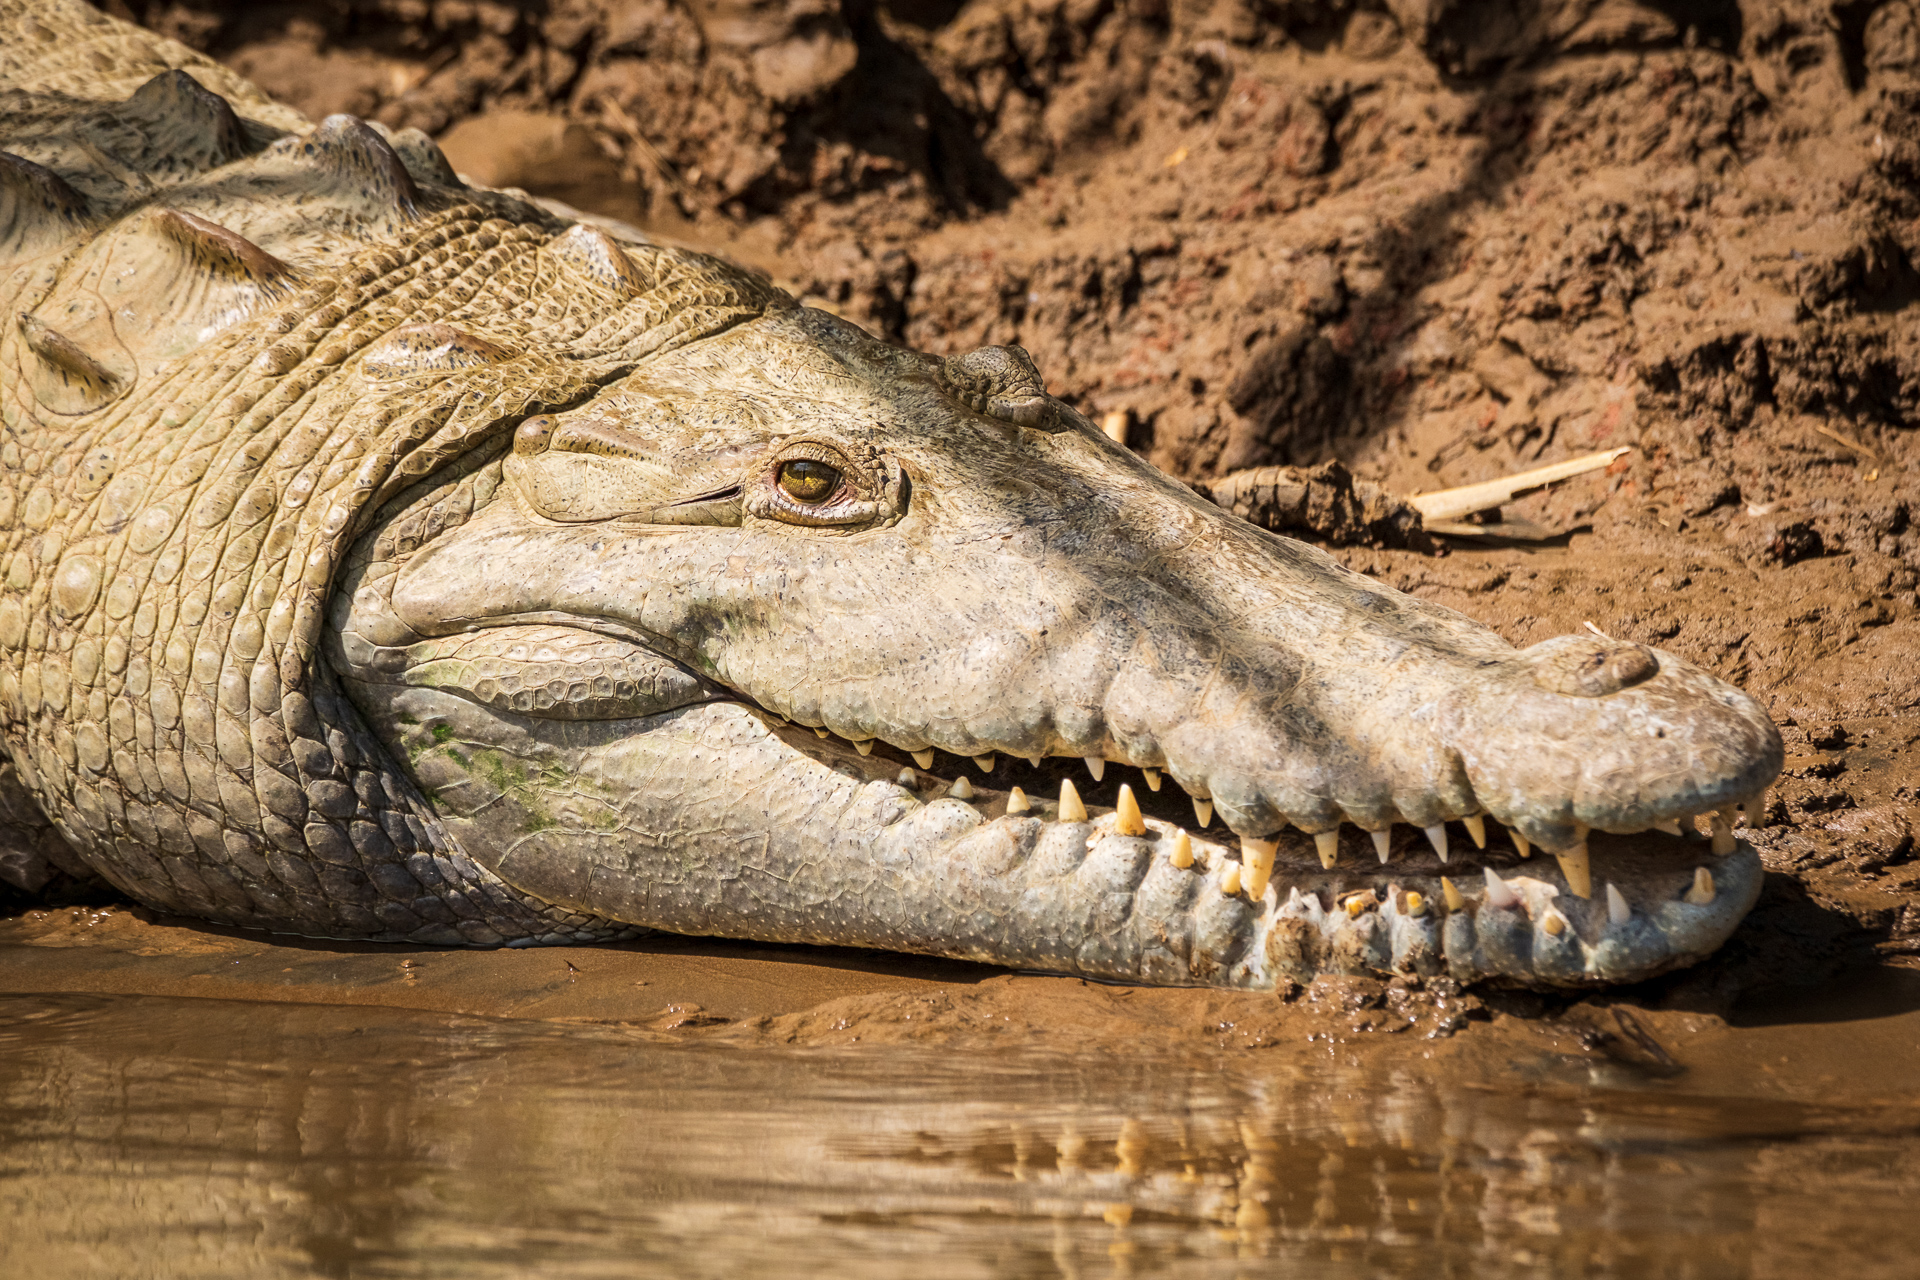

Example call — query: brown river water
[2,908,1919,1278]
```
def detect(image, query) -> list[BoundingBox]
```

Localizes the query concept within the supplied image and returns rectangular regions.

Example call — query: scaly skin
[0,0,1781,986]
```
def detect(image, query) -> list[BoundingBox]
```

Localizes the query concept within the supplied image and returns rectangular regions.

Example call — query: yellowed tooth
[1483,867,1519,910]
[1463,815,1487,849]
[1314,830,1339,869]
[1512,829,1532,858]
[1143,768,1163,792]
[1193,797,1213,828]
[973,755,995,773]
[1343,891,1373,918]
[1441,876,1465,913]
[1711,812,1736,855]
[897,767,917,789]
[950,776,975,800]
[912,749,934,769]
[855,740,874,756]
[1653,819,1682,836]
[1027,755,1043,768]
[1220,862,1242,896]
[1542,909,1567,936]
[1242,837,1278,898]
[1170,829,1194,869]
[1606,882,1631,926]
[1371,829,1392,863]
[814,727,830,739]
[1084,756,1106,782]
[1424,824,1449,863]
[1403,890,1426,917]
[1114,784,1147,836]
[1684,866,1716,905]
[1006,786,1031,815]
[1555,843,1592,899]
[1059,779,1088,822]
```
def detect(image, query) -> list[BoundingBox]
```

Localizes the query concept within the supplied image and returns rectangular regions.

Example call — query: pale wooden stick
[1407,447,1632,523]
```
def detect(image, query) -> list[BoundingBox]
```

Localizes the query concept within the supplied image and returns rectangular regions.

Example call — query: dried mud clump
[97,0,1920,997]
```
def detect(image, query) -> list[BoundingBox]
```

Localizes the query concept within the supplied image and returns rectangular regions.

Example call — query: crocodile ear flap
[937,345,1090,434]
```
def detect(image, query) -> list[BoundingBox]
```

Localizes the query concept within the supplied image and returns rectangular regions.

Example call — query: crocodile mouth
[766,715,1767,988]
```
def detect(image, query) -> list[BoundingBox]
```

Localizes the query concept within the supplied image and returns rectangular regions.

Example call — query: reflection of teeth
[1556,844,1592,899]
[1463,815,1487,849]
[1242,837,1277,898]
[1314,830,1339,869]
[1006,786,1031,814]
[1483,867,1519,909]
[1143,768,1162,792]
[973,755,995,773]
[1710,812,1736,855]
[1425,824,1449,863]
[1512,829,1532,858]
[912,749,934,769]
[1542,909,1567,936]
[1084,757,1105,782]
[1441,876,1465,912]
[1607,882,1631,925]
[950,776,974,800]
[897,767,917,788]
[1653,819,1682,836]
[1058,779,1088,822]
[1371,830,1392,863]
[1684,866,1716,905]
[855,740,874,756]
[1114,784,1146,836]
[1193,798,1213,828]
[1170,830,1194,868]
[1220,863,1242,895]
[1403,890,1426,917]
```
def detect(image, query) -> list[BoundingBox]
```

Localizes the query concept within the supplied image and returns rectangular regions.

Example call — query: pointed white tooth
[1463,815,1487,849]
[1424,824,1449,863]
[1606,883,1631,925]
[1242,837,1277,898]
[815,727,830,738]
[1169,829,1194,869]
[1084,757,1106,782]
[855,740,874,756]
[1220,862,1242,896]
[1555,843,1592,899]
[1711,812,1736,855]
[1652,819,1682,836]
[1371,829,1392,863]
[973,755,995,773]
[1741,789,1770,829]
[1193,798,1213,828]
[1483,867,1519,910]
[897,767,917,789]
[1441,876,1465,912]
[1058,778,1088,822]
[912,749,934,769]
[1028,755,1043,768]
[1142,768,1162,792]
[1006,786,1031,815]
[1114,784,1146,836]
[1314,830,1339,869]
[1512,829,1532,858]
[949,776,974,800]
[1684,866,1716,905]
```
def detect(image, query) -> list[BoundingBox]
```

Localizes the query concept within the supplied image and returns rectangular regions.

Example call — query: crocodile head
[334,304,1782,988]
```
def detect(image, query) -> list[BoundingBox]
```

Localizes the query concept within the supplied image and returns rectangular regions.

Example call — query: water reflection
[0,993,1916,1278]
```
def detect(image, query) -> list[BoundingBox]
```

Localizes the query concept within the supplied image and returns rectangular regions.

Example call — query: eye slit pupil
[778,459,838,504]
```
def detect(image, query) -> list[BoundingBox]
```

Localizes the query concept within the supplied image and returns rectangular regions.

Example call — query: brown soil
[44,0,1920,1046]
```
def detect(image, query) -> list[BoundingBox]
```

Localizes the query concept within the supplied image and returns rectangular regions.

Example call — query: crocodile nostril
[1531,641,1660,697]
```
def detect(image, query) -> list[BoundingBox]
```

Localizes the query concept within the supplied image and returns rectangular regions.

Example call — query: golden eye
[777,459,839,504]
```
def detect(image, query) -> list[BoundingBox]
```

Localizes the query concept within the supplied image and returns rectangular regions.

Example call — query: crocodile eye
[778,459,839,504]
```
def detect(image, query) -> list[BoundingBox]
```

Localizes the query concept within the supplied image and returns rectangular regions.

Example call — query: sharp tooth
[1555,843,1592,899]
[1512,829,1532,858]
[897,767,917,789]
[1653,819,1682,836]
[1027,755,1042,768]
[1084,757,1105,782]
[1424,824,1449,863]
[1114,784,1146,836]
[1684,866,1716,905]
[1314,830,1339,869]
[1193,798,1213,828]
[1006,786,1031,815]
[1741,789,1769,829]
[1220,862,1242,896]
[1170,829,1194,868]
[1463,815,1487,849]
[1441,876,1465,912]
[912,749,934,769]
[1606,882,1631,925]
[1542,909,1567,936]
[1711,812,1736,855]
[855,740,874,756]
[950,776,974,800]
[1058,779,1088,822]
[1242,836,1277,898]
[1371,830,1392,863]
[1143,768,1162,792]
[815,727,830,738]
[1483,867,1519,909]
[973,755,995,773]
[1403,890,1426,917]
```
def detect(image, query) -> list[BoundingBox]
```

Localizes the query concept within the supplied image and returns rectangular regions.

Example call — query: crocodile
[0,0,1784,990]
